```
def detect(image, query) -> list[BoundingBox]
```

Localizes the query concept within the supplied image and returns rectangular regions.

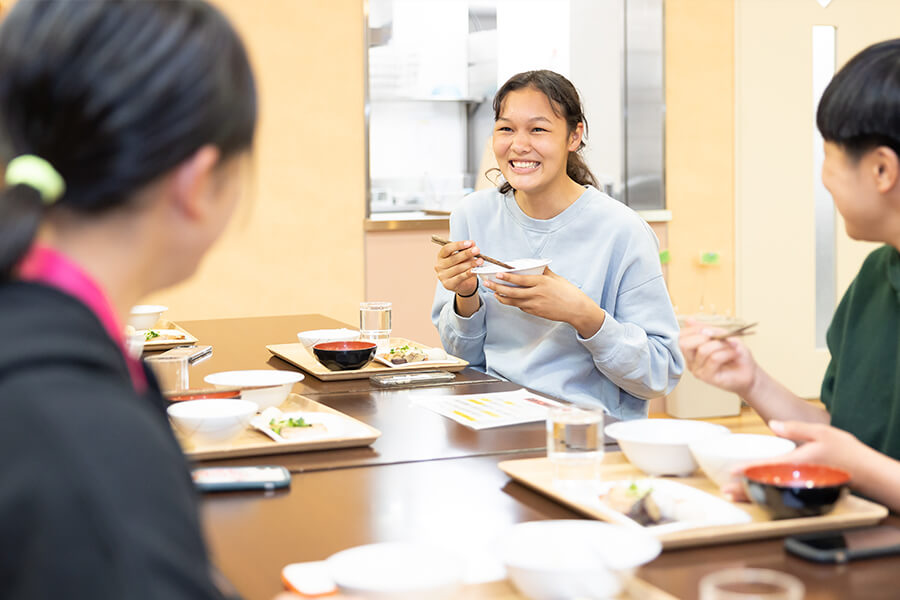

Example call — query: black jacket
[0,282,226,599]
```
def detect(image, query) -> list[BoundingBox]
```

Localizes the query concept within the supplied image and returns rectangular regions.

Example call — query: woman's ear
[872,146,900,194]
[568,122,585,152]
[170,145,221,221]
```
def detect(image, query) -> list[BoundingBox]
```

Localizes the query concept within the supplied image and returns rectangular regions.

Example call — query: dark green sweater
[822,245,900,460]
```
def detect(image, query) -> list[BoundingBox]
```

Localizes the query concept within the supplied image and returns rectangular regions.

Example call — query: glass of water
[145,354,189,394]
[547,406,605,485]
[699,568,804,600]
[359,301,392,354]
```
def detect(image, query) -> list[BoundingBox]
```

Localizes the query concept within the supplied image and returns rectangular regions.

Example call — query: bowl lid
[204,369,304,387]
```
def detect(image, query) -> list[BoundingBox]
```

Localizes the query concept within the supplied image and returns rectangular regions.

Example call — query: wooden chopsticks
[709,322,758,340]
[431,235,515,270]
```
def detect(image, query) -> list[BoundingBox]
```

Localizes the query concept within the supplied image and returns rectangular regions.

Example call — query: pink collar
[18,244,148,392]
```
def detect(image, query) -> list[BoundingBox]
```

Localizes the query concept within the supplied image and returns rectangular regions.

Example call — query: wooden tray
[267,337,469,381]
[499,454,888,550]
[173,393,381,460]
[141,320,198,351]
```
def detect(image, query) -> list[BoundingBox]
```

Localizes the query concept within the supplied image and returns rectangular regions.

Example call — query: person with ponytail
[432,70,682,419]
[0,1,260,597]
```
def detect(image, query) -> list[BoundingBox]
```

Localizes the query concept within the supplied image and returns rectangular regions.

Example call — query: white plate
[473,258,552,287]
[373,346,459,369]
[563,478,752,535]
[251,408,368,442]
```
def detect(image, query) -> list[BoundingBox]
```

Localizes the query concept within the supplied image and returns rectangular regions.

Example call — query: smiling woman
[431,70,683,420]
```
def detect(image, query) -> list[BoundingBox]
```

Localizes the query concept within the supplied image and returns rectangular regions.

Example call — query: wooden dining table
[180,314,900,600]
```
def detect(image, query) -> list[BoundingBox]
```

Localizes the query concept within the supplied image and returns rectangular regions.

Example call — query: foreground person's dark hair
[491,70,598,194]
[0,0,257,277]
[817,38,900,161]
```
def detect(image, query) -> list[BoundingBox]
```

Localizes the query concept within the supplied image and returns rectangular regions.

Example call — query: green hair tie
[5,155,65,204]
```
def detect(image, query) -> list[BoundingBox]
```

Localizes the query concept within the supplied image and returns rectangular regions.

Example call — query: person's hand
[679,320,759,397]
[434,239,483,296]
[720,420,865,502]
[483,267,605,337]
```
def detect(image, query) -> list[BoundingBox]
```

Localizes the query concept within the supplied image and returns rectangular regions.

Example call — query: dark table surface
[180,314,614,472]
[184,315,900,600]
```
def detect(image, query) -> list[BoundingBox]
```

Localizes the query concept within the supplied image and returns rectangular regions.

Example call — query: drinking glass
[547,406,605,484]
[359,301,392,354]
[699,568,805,600]
[145,354,189,393]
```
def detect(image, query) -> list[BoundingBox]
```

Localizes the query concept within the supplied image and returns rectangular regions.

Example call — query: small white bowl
[690,433,796,488]
[167,399,257,445]
[473,258,552,286]
[501,520,661,600]
[128,304,168,330]
[296,328,359,354]
[326,542,463,599]
[605,419,730,476]
[204,370,304,411]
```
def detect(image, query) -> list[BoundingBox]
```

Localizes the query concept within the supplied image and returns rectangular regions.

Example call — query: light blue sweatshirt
[431,186,683,420]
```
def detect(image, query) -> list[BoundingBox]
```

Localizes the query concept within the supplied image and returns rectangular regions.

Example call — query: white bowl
[128,304,167,330]
[326,542,463,599]
[690,433,796,488]
[501,520,661,600]
[167,399,258,445]
[605,419,730,476]
[203,370,304,411]
[473,258,552,286]
[296,328,359,353]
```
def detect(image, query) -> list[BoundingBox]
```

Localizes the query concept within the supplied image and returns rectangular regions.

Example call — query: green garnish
[628,481,653,497]
[389,345,411,355]
[144,329,161,341]
[269,416,311,435]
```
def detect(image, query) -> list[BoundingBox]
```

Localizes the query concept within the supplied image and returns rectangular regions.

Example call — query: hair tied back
[5,155,65,204]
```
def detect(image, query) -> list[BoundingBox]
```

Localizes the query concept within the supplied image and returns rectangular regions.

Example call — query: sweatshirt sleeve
[577,227,684,400]
[430,208,488,370]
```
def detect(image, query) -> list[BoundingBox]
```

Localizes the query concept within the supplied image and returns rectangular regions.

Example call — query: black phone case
[193,466,291,493]
[785,531,900,563]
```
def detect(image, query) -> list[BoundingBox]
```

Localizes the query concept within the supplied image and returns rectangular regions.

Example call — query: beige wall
[144,0,366,326]
[664,0,735,316]
[734,0,899,396]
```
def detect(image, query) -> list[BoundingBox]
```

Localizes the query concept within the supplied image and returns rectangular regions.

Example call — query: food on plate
[268,415,325,439]
[600,482,670,527]
[381,345,448,364]
[254,407,327,441]
[142,329,187,342]
[385,344,426,364]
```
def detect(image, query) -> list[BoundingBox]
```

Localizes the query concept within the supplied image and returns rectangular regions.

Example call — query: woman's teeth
[511,161,539,169]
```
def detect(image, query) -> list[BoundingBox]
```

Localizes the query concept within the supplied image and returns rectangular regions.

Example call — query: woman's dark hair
[0,0,257,278]
[490,70,598,194]
[817,38,900,161]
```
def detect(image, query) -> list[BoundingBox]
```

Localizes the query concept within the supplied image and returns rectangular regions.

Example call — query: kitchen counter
[365,208,672,231]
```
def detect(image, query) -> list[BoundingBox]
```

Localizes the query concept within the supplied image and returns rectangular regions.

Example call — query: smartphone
[785,525,900,563]
[191,466,291,493]
[157,344,212,364]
